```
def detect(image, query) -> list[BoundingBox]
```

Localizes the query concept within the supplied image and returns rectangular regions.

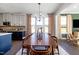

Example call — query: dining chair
[21,33,33,55]
[67,33,79,46]
[50,36,59,55]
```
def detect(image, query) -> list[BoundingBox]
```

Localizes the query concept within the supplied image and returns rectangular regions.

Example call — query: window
[31,18,35,33]
[36,18,43,25]
[31,26,35,33]
[31,16,48,33]
[61,16,66,26]
[60,16,67,33]
[31,18,35,25]
[45,18,48,25]
[44,17,48,33]
[45,26,48,33]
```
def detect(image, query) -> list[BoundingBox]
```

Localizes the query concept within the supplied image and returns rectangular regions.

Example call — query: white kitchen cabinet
[2,13,26,26]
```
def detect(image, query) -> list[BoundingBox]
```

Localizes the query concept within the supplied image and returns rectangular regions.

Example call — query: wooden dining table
[23,33,54,55]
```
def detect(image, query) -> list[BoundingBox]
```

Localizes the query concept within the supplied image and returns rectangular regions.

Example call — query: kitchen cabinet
[11,31,25,40]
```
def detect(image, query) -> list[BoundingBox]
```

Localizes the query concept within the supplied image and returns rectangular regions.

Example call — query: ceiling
[0,3,61,14]
[60,3,79,14]
[0,3,74,16]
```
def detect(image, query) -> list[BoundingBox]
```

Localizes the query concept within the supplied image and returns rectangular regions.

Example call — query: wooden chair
[67,33,79,46]
[21,33,33,55]
[48,33,52,36]
[50,36,59,55]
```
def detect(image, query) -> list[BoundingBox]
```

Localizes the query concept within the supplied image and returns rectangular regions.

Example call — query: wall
[72,14,79,19]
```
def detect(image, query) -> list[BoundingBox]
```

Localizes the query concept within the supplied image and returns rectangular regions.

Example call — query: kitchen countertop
[8,30,25,32]
[0,26,25,32]
[0,33,12,36]
[0,30,25,32]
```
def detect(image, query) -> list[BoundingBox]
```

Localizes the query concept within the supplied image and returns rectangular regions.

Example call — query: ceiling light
[38,3,41,21]
[73,5,77,8]
[73,4,78,8]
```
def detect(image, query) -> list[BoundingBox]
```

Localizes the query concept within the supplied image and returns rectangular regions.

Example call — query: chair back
[21,33,33,55]
[50,36,59,54]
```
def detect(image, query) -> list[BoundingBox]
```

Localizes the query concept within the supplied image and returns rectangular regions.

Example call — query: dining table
[23,33,54,55]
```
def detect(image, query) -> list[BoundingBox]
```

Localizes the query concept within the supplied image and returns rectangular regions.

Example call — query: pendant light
[38,3,41,21]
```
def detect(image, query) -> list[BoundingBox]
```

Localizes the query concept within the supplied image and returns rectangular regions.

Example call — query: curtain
[67,15,72,34]
[48,14,55,35]
[57,15,61,39]
[26,14,31,35]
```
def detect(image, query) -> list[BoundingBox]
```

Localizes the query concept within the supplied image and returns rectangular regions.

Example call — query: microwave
[3,22,10,26]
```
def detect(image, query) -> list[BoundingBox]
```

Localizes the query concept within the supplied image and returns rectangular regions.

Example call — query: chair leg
[56,46,59,55]
[21,48,24,55]
[27,49,30,55]
[52,46,54,55]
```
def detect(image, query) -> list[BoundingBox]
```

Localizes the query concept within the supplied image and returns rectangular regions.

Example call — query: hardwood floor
[5,40,22,55]
[58,39,79,55]
[4,39,79,55]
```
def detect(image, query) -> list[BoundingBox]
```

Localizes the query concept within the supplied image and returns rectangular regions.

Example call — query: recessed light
[73,4,78,8]
[73,5,77,8]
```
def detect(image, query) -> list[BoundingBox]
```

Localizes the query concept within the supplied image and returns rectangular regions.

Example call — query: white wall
[0,13,27,26]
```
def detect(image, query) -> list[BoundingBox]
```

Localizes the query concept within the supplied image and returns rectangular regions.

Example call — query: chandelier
[38,3,41,21]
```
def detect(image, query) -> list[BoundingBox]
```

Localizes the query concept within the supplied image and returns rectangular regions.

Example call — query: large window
[31,18,35,25]
[31,16,48,33]
[60,16,67,33]
[31,18,35,33]
[60,15,67,39]
[44,17,48,33]
[36,18,43,25]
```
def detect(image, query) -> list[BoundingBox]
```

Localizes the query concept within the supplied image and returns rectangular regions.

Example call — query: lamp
[38,3,41,21]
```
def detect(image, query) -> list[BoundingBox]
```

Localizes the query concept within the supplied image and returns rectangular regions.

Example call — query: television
[73,20,79,28]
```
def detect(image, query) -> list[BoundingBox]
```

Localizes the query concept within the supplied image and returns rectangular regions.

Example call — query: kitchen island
[0,33,12,54]
[0,26,25,40]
